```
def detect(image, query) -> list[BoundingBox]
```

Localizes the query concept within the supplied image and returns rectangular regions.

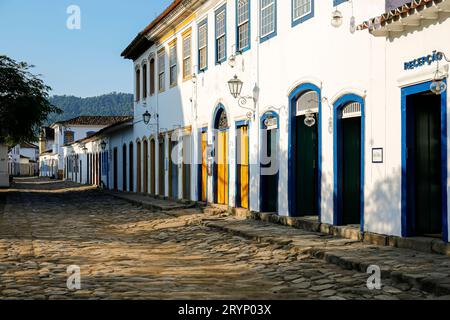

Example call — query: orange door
[238,126,249,209]
[217,131,229,205]
[201,132,207,202]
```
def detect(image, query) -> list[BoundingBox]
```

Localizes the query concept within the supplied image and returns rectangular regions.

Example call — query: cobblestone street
[0,178,442,300]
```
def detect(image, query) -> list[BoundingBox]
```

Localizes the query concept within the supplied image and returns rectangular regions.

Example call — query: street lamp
[143,111,151,125]
[430,51,449,95]
[100,140,107,151]
[228,75,256,120]
[304,110,316,127]
[331,9,343,28]
[228,75,244,99]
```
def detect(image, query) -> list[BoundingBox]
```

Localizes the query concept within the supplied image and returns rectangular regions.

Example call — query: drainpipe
[255,0,261,212]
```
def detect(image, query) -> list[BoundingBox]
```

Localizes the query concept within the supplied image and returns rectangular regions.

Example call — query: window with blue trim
[215,6,227,64]
[260,0,276,41]
[237,0,250,52]
[198,20,208,72]
[292,0,314,26]
[333,0,347,6]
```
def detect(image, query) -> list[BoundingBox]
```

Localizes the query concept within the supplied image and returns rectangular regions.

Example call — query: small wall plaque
[372,148,383,163]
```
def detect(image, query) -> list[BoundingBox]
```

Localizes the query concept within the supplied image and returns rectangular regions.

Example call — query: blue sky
[0,0,173,97]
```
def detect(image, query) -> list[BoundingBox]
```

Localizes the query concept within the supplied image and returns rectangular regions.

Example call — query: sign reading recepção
[404,50,443,71]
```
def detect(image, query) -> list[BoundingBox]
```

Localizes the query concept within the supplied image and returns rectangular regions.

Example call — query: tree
[0,55,61,145]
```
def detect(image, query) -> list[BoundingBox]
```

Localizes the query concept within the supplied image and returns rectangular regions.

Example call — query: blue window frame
[333,0,347,6]
[260,0,277,43]
[292,0,314,27]
[236,0,251,53]
[198,19,208,72]
[215,5,227,64]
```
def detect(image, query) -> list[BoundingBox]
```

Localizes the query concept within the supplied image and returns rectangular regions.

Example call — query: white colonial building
[0,144,8,187]
[39,116,130,178]
[65,0,450,244]
[8,142,39,176]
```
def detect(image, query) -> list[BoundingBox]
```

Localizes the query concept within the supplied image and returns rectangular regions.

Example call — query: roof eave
[357,0,450,36]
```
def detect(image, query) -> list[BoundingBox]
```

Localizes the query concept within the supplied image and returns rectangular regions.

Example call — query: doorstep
[229,210,450,256]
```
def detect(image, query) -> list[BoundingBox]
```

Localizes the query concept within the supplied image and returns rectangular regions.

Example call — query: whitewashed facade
[0,144,8,187]
[66,0,450,243]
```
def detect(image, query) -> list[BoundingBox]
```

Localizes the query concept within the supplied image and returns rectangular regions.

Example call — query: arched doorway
[333,94,365,228]
[260,112,279,213]
[199,128,208,202]
[129,142,134,192]
[289,84,321,217]
[150,138,156,195]
[182,135,191,200]
[122,144,127,191]
[136,140,141,193]
[113,147,118,190]
[143,140,149,194]
[169,134,178,199]
[158,137,165,196]
[236,121,249,209]
[213,105,229,205]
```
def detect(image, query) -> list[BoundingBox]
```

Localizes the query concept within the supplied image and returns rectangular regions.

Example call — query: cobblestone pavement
[0,177,439,300]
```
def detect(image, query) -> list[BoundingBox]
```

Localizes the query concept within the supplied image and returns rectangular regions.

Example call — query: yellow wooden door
[239,126,249,209]
[217,131,228,205]
[201,132,207,202]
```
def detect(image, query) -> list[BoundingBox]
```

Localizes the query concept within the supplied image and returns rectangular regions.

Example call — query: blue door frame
[401,80,448,242]
[235,120,250,208]
[333,94,365,231]
[288,83,322,220]
[260,111,280,213]
[212,104,230,205]
[198,127,208,202]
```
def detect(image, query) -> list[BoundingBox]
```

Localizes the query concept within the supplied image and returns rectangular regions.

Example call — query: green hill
[47,92,133,125]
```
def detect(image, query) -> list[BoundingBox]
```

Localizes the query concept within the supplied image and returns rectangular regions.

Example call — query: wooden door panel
[201,132,207,202]
[239,126,249,209]
[342,117,361,225]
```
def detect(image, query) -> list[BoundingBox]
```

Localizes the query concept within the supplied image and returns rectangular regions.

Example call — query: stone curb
[231,210,450,256]
[105,191,195,212]
[202,219,450,296]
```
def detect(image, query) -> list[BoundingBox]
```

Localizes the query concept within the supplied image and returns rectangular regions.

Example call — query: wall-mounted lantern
[331,9,343,28]
[143,111,151,125]
[227,74,257,120]
[430,51,449,95]
[100,140,107,151]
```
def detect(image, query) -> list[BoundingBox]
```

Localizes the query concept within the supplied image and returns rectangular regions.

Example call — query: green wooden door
[295,115,318,215]
[413,95,442,236]
[342,117,361,225]
[261,129,278,212]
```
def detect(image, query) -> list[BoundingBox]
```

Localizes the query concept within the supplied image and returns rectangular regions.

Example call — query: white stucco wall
[0,144,9,187]
[65,0,450,241]
[131,0,386,215]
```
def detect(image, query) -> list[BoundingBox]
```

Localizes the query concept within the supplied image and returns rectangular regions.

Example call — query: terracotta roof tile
[55,116,132,127]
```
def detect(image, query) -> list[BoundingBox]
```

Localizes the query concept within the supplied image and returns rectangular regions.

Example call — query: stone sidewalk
[202,216,450,296]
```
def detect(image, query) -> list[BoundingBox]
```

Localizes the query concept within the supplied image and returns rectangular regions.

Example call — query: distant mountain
[46,92,133,125]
